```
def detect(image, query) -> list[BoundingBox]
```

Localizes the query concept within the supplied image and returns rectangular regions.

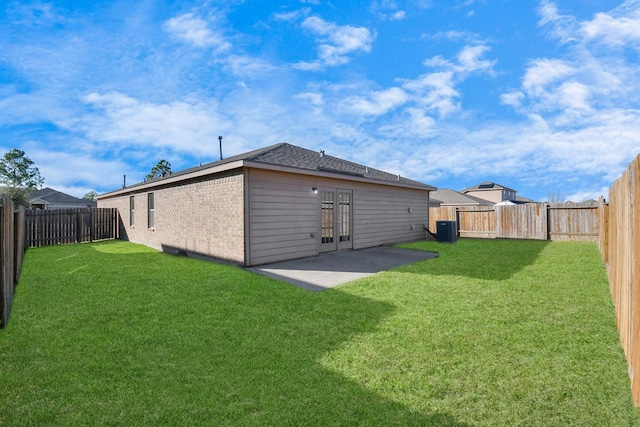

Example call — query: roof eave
[97,158,435,199]
[97,160,245,199]
[242,160,435,191]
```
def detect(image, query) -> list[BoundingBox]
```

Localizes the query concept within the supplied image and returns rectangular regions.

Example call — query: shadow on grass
[396,238,550,281]
[2,241,471,426]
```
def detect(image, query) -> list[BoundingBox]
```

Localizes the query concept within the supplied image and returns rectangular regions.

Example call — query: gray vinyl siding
[247,169,319,265]
[352,185,429,248]
[247,169,429,266]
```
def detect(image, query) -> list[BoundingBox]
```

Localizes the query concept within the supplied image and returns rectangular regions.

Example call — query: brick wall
[98,171,245,264]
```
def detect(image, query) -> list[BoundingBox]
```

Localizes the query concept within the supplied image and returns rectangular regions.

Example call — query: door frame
[318,187,353,253]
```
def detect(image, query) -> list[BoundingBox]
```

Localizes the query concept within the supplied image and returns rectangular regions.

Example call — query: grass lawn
[1,238,638,426]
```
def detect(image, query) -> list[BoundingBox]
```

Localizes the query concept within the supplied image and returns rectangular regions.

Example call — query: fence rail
[429,203,599,241]
[601,153,639,407]
[25,208,118,247]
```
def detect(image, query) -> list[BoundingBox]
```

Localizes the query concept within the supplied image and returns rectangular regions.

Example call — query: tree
[546,190,565,204]
[146,160,172,180]
[0,148,44,207]
[83,190,99,201]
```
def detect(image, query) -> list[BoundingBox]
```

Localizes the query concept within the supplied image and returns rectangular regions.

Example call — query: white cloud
[537,0,579,44]
[423,44,495,75]
[402,71,459,116]
[401,44,494,117]
[500,91,524,108]
[369,0,406,20]
[565,188,608,203]
[7,2,66,26]
[390,11,406,21]
[223,55,279,77]
[456,44,495,74]
[428,30,481,43]
[32,148,131,196]
[164,13,231,51]
[557,81,590,110]
[342,87,409,116]
[506,1,640,125]
[295,16,374,70]
[294,92,324,106]
[0,91,70,126]
[80,92,227,157]
[335,43,494,126]
[377,107,437,138]
[273,8,310,22]
[581,11,640,48]
[522,58,575,92]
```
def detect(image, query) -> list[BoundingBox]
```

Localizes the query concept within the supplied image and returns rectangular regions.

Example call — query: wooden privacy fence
[25,208,118,247]
[0,195,26,328]
[429,203,599,241]
[600,153,640,407]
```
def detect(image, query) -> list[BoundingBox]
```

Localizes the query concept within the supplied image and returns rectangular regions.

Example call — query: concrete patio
[248,246,438,291]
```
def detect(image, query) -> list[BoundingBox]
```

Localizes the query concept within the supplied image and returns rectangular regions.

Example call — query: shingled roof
[29,187,94,206]
[430,188,494,206]
[461,181,516,193]
[114,142,435,193]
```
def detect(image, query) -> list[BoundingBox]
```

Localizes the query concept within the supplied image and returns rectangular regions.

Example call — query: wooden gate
[495,203,547,240]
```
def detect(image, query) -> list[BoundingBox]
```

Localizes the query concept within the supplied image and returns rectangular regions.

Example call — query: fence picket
[24,208,118,248]
[603,154,640,407]
[430,203,598,241]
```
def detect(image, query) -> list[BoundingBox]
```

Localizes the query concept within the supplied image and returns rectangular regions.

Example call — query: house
[29,187,97,209]
[516,195,537,203]
[430,188,494,207]
[97,143,436,266]
[461,181,517,204]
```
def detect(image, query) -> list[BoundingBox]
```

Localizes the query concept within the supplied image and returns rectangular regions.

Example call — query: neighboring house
[461,181,517,204]
[430,188,494,207]
[97,143,436,266]
[516,195,537,203]
[29,187,97,209]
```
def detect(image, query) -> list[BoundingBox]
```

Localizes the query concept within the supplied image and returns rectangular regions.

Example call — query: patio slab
[248,246,438,291]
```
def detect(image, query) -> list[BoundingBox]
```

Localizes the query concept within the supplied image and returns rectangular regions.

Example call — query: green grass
[0,239,638,426]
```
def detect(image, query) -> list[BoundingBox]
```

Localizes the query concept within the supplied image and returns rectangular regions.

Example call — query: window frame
[147,193,155,229]
[129,196,135,226]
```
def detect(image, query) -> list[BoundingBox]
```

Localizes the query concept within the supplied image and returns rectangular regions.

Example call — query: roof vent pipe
[397,174,401,180]
[218,136,223,161]
[123,174,126,188]
[320,150,325,157]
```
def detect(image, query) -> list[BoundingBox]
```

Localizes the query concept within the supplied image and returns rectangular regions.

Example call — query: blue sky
[1,0,639,201]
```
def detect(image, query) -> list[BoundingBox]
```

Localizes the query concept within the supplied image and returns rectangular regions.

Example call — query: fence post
[1,195,15,328]
[546,203,551,241]
[13,206,25,284]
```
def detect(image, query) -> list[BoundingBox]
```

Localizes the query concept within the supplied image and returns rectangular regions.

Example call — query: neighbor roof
[100,143,436,197]
[461,181,516,193]
[29,187,92,205]
[430,188,494,206]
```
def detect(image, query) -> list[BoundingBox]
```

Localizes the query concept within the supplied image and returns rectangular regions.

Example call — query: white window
[148,193,154,228]
[130,196,135,226]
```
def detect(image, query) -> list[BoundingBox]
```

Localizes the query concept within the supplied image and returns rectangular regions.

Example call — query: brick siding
[98,171,245,264]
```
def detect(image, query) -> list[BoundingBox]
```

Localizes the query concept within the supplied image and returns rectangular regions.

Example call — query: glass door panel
[320,190,336,252]
[337,190,352,250]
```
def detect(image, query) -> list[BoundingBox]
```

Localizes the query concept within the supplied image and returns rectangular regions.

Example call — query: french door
[319,189,353,252]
